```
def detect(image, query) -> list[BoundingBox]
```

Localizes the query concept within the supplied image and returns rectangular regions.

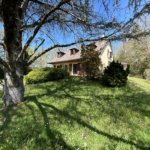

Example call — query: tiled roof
[48,40,109,64]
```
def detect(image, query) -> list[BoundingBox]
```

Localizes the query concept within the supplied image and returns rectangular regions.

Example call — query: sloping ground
[0,77,150,150]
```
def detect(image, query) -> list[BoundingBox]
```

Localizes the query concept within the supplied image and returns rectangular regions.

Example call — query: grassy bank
[0,77,150,149]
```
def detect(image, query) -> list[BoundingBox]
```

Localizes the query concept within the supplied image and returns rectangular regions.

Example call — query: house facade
[48,40,113,76]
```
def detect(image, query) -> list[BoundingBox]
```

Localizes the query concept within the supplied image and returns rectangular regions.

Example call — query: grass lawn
[0,77,150,150]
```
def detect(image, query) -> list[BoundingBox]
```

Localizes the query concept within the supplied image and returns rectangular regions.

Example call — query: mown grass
[0,77,150,150]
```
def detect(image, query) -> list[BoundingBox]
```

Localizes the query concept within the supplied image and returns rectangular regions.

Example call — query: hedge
[24,67,69,84]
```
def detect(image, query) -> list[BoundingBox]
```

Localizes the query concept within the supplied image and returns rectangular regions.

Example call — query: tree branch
[25,39,45,63]
[21,17,54,31]
[16,0,71,62]
[0,57,10,71]
[27,3,150,67]
[0,42,6,50]
[27,36,109,66]
[21,0,29,13]
[59,8,86,23]
[25,0,150,66]
[29,0,50,6]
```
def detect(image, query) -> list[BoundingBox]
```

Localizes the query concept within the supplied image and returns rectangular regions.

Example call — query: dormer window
[57,52,65,58]
[70,48,79,55]
[86,44,97,49]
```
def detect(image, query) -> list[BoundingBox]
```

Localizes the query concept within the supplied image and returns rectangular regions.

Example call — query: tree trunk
[3,69,24,106]
[2,0,25,106]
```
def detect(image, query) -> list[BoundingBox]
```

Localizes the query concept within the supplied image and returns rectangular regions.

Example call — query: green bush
[101,61,130,87]
[143,69,150,80]
[25,67,69,84]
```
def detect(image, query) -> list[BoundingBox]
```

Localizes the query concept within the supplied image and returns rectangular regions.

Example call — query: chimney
[102,33,105,37]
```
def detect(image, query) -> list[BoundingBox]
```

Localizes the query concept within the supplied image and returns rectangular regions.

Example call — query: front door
[73,64,78,75]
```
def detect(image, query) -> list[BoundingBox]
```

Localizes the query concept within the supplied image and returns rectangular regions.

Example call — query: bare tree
[0,0,150,106]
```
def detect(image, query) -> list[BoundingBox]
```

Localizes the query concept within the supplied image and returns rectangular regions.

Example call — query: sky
[0,0,149,56]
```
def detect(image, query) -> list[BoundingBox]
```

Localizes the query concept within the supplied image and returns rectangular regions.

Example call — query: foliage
[25,67,69,84]
[80,42,102,79]
[0,77,150,149]
[114,23,150,76]
[101,61,130,87]
[143,69,150,80]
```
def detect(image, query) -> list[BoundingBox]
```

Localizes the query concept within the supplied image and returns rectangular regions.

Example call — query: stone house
[48,40,113,76]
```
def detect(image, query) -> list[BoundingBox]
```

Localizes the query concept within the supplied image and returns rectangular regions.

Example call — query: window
[57,52,65,58]
[70,49,74,55]
[73,64,78,74]
[70,48,79,55]
[108,49,110,58]
[110,52,112,58]
[86,44,97,49]
[108,50,112,58]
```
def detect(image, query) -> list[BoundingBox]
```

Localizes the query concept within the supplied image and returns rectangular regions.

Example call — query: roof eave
[48,58,81,64]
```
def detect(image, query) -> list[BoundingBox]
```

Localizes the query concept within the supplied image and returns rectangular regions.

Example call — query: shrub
[143,69,150,80]
[25,67,69,84]
[101,61,130,87]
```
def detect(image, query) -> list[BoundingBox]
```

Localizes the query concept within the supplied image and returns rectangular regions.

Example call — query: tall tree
[115,23,150,76]
[81,42,102,79]
[0,0,150,106]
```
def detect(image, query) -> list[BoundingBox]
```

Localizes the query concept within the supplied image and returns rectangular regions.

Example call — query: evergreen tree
[81,42,102,79]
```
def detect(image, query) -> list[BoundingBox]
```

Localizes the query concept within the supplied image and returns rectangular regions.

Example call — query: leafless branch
[39,29,55,44]
[0,42,6,50]
[25,39,45,62]
[27,6,150,67]
[21,17,54,31]
[26,36,109,66]
[16,0,71,62]
[21,0,29,13]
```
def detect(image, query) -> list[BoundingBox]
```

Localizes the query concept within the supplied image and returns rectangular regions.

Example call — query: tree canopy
[115,23,150,76]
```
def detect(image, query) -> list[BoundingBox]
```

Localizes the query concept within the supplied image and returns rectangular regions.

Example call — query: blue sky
[0,0,149,53]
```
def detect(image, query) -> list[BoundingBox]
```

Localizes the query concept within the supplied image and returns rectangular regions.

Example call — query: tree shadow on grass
[28,77,150,149]
[32,96,74,149]
[38,102,150,150]
[1,77,150,149]
[0,101,75,149]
